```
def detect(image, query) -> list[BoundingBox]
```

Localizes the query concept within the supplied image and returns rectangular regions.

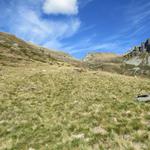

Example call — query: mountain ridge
[124,39,150,66]
[0,32,84,68]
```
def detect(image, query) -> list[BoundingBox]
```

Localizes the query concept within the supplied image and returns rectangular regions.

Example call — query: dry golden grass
[84,53,121,63]
[0,32,83,68]
[0,62,150,150]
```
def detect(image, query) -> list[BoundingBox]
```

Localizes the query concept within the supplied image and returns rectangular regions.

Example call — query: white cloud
[0,0,81,50]
[43,0,78,15]
[66,42,121,55]
[12,8,80,49]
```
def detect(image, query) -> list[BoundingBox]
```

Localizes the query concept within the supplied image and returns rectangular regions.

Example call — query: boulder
[136,94,150,102]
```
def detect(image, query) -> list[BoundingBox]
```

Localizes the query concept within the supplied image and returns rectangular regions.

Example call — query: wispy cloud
[77,0,150,57]
[61,0,150,57]
[64,0,150,57]
[0,0,81,50]
[66,0,150,58]
[79,0,94,8]
[124,0,150,36]
[61,35,130,58]
[16,9,80,46]
[1,0,149,58]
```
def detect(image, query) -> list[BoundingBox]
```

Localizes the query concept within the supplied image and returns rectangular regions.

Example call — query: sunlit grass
[0,63,150,150]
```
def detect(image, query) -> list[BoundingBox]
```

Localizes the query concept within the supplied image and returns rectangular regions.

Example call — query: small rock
[0,40,5,43]
[84,138,90,142]
[73,100,78,104]
[71,133,85,139]
[93,144,99,150]
[74,68,85,73]
[13,43,19,47]
[91,126,107,135]
[113,117,117,122]
[28,148,35,150]
[125,110,131,115]
[136,94,150,102]
[49,62,53,65]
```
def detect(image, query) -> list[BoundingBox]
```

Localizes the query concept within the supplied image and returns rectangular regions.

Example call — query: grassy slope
[0,63,150,150]
[84,53,121,63]
[84,53,125,76]
[0,32,83,68]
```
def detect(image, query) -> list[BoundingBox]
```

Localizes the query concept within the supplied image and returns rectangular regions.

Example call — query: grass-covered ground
[0,63,150,150]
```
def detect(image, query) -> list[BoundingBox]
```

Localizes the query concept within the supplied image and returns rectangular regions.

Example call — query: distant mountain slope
[84,53,121,63]
[84,45,150,77]
[0,32,83,67]
[84,52,124,73]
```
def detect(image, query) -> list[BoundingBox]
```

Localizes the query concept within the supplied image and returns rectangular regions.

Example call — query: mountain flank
[0,32,84,68]
[83,52,123,74]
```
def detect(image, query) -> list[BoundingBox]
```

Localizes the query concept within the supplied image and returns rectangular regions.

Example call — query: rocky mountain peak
[126,39,150,57]
[124,39,150,67]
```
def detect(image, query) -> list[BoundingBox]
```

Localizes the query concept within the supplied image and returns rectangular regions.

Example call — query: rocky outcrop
[83,40,150,77]
[124,39,150,66]
[127,39,150,55]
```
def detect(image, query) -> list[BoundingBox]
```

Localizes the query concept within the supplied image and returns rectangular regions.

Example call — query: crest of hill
[0,32,82,67]
[84,52,122,63]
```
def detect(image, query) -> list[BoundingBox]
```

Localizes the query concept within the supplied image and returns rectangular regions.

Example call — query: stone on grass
[28,148,35,150]
[91,126,107,135]
[71,133,85,139]
[136,94,150,102]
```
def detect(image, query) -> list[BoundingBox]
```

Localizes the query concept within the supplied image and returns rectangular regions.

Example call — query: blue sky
[0,0,150,58]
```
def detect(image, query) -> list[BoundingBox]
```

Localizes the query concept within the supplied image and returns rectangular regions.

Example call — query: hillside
[0,32,83,67]
[83,53,123,73]
[84,53,121,63]
[0,63,150,150]
[0,32,150,150]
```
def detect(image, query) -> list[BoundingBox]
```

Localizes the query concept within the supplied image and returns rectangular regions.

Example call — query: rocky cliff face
[124,39,150,66]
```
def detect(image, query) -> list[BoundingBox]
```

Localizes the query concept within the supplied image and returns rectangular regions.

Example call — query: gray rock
[125,56,142,66]
[91,126,108,135]
[136,94,150,102]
